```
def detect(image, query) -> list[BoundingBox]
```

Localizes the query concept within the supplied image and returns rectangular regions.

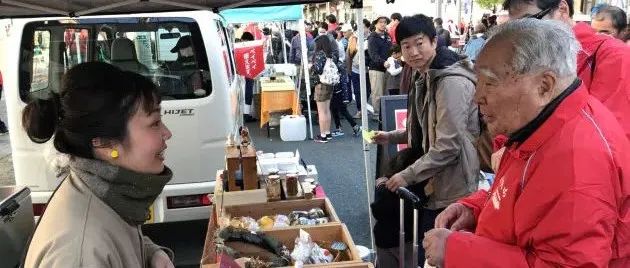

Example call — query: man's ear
[539,70,558,102]
[431,36,438,50]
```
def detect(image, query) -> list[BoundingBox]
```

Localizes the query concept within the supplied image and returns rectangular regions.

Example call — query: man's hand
[385,173,408,192]
[371,131,390,145]
[422,228,452,267]
[151,250,174,268]
[434,203,476,231]
[375,177,388,188]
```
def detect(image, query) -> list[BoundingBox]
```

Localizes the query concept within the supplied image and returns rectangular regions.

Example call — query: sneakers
[332,129,345,137]
[314,135,328,143]
[326,133,333,140]
[0,125,7,136]
[352,125,361,136]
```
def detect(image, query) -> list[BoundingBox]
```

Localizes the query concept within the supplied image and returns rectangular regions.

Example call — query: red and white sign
[234,40,265,79]
[395,109,408,151]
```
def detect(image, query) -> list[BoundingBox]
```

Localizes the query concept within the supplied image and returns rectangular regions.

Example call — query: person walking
[310,36,340,143]
[367,16,392,121]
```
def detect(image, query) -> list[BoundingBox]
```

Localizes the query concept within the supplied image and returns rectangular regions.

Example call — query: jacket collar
[508,80,589,159]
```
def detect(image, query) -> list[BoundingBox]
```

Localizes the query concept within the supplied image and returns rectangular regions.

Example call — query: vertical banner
[233,40,265,79]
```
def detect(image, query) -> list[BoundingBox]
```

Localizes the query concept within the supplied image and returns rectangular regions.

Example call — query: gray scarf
[69,157,172,225]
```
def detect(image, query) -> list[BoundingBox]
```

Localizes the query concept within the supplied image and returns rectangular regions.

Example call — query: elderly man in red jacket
[422,19,630,267]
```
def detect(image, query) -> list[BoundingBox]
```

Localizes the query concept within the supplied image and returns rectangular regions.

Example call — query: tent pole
[281,22,288,63]
[355,6,377,257]
[299,19,314,139]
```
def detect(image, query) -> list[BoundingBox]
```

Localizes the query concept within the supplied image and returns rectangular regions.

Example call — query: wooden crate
[325,263,374,268]
[202,224,361,268]
[221,198,340,230]
[214,170,267,211]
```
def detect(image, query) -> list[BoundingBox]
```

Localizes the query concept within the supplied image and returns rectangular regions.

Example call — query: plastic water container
[280,115,306,141]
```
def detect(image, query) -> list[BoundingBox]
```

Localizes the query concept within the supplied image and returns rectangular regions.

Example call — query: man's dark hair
[503,0,574,17]
[327,14,337,24]
[391,12,403,21]
[389,44,401,55]
[240,32,255,41]
[320,22,329,31]
[363,18,371,28]
[396,14,437,43]
[434,17,443,25]
[593,4,628,34]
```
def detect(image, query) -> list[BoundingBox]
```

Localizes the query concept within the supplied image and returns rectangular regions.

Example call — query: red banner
[234,40,265,79]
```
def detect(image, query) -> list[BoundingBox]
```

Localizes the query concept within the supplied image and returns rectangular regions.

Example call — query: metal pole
[412,208,419,267]
[299,19,314,139]
[281,22,288,64]
[399,199,405,268]
[355,6,377,258]
[437,0,444,18]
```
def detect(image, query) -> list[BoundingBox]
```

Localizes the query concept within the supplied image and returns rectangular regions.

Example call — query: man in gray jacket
[373,14,480,264]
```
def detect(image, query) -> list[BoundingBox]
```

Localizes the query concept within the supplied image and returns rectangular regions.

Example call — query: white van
[0,10,237,223]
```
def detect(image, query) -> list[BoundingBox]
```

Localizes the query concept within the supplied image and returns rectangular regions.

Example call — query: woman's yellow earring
[110,149,119,159]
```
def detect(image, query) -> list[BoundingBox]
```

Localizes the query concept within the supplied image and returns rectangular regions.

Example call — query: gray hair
[485,19,580,78]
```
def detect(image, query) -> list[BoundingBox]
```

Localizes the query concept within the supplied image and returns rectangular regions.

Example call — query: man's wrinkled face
[591,16,622,39]
[474,38,549,136]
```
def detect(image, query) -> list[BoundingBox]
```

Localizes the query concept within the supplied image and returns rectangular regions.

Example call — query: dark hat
[170,35,193,53]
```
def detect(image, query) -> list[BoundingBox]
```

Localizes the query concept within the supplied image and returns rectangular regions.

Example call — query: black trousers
[245,78,254,105]
[331,93,356,129]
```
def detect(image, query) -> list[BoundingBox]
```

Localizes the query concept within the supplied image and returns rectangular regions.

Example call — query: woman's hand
[423,228,452,267]
[151,250,174,268]
[434,203,475,231]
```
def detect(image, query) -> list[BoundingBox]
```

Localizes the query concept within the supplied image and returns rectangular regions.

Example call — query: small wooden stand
[225,145,258,191]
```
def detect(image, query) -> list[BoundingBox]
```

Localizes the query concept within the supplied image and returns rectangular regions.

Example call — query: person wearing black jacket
[372,147,427,268]
[367,16,392,120]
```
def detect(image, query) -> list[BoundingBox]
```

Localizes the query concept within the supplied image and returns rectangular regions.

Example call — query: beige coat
[394,60,480,209]
[24,173,165,268]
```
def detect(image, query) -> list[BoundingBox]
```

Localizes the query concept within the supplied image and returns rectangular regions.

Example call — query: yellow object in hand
[362,129,376,143]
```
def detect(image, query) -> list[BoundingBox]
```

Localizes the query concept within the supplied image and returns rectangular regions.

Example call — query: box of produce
[206,224,361,267]
[219,198,340,231]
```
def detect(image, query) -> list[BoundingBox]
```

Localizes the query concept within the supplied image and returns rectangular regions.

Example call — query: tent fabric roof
[219,4,303,24]
[0,0,320,18]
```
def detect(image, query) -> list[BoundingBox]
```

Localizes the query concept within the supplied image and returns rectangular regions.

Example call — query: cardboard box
[201,224,362,267]
[221,198,340,230]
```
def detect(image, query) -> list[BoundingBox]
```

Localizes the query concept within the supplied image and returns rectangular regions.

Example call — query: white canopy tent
[0,0,377,254]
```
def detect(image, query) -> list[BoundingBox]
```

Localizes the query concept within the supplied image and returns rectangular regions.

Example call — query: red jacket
[446,85,630,267]
[574,23,630,141]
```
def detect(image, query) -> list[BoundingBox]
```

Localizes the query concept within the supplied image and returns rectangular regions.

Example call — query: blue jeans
[350,71,371,111]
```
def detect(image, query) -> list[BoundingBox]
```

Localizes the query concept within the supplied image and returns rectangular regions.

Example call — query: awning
[219,4,303,24]
[0,0,321,18]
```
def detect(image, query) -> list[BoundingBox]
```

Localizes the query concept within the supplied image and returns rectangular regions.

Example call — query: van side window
[31,30,51,92]
[216,20,235,83]
[19,18,212,102]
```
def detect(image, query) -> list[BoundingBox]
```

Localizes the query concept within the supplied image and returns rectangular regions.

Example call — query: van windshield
[19,17,211,101]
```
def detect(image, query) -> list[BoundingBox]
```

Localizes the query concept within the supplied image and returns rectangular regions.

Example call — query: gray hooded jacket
[394,59,480,209]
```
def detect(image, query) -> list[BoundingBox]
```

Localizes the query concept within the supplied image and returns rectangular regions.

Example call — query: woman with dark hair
[23,62,175,268]
[310,36,339,143]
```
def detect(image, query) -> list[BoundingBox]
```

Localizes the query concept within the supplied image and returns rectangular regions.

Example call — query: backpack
[319,57,340,85]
